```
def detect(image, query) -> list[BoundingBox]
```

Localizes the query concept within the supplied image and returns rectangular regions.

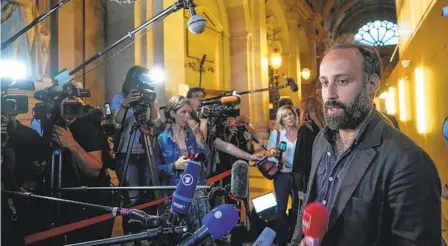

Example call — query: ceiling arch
[309,0,397,38]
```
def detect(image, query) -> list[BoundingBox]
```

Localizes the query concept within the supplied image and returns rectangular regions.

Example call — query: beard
[324,85,372,130]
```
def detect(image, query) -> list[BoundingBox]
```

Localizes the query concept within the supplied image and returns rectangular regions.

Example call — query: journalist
[50,97,113,244]
[111,65,160,235]
[155,96,213,245]
[186,87,262,166]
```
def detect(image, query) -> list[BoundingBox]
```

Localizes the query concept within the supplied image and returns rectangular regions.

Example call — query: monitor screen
[252,192,277,213]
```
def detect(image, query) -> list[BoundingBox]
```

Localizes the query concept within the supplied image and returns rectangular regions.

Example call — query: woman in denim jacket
[156,95,212,244]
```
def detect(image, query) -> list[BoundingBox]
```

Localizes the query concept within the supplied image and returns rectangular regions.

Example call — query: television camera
[128,67,158,125]
[33,80,90,126]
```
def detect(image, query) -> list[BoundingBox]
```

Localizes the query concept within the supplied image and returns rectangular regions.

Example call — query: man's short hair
[278,98,294,108]
[186,87,206,98]
[324,34,383,81]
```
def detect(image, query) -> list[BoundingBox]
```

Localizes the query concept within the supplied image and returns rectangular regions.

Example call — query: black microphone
[285,77,299,92]
[201,95,240,106]
[119,208,161,229]
[230,160,249,199]
[186,0,206,34]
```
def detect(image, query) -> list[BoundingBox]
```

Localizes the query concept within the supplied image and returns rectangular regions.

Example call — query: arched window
[354,20,399,46]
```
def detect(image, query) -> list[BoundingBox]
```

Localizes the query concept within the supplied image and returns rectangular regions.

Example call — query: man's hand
[52,125,77,149]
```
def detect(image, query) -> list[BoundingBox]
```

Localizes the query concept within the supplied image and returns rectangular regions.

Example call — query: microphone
[119,208,161,229]
[285,77,299,92]
[302,202,329,246]
[230,160,249,199]
[186,0,206,34]
[200,95,240,106]
[171,160,202,216]
[277,141,287,164]
[253,227,276,246]
[177,204,239,246]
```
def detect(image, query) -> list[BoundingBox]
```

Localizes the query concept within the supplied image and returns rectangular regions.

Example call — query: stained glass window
[354,20,399,46]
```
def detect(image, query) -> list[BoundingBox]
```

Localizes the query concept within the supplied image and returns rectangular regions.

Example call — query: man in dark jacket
[291,36,441,246]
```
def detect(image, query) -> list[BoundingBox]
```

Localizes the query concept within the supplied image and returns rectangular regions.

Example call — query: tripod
[114,113,163,213]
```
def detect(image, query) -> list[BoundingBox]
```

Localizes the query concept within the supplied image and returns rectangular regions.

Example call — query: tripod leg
[141,133,165,214]
[114,127,137,207]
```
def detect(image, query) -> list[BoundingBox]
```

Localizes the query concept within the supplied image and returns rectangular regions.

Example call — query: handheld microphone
[230,160,249,199]
[119,208,160,229]
[253,227,276,246]
[171,160,202,216]
[200,95,240,106]
[302,202,329,246]
[177,204,239,246]
[186,0,206,34]
[277,141,287,164]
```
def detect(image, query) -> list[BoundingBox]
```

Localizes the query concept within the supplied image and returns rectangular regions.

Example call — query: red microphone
[302,202,329,246]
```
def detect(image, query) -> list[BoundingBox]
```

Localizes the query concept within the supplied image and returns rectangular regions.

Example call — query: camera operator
[111,65,160,236]
[186,88,262,164]
[49,96,113,244]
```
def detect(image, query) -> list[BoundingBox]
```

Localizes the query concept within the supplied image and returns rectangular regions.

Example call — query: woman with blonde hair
[290,97,325,225]
[266,104,299,245]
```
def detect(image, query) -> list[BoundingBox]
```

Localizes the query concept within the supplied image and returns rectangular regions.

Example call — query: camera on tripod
[129,67,158,124]
[33,81,90,126]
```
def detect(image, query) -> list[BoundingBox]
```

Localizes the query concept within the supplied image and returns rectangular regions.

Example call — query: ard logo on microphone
[182,174,194,186]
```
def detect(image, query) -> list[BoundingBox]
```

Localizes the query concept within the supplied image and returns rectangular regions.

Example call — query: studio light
[0,60,27,80]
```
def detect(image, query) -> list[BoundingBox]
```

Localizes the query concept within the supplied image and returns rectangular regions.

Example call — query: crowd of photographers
[1,65,265,246]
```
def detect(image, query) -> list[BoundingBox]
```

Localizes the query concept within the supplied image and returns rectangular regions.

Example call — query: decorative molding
[185,60,215,74]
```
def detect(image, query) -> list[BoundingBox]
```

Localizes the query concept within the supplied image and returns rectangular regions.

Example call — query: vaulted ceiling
[309,0,397,38]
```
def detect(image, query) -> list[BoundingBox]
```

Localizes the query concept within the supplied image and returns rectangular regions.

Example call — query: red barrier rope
[24,170,232,245]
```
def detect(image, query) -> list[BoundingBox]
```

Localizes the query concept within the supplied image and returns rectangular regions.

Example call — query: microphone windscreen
[220,95,240,104]
[289,80,299,92]
[171,161,202,215]
[230,160,249,199]
[252,227,276,246]
[302,202,329,239]
[202,204,239,239]
[187,15,206,34]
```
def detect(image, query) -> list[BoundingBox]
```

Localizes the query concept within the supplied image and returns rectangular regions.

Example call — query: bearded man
[290,36,442,246]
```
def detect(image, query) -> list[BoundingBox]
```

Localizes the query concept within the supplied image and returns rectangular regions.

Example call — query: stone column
[250,0,270,132]
[226,2,252,121]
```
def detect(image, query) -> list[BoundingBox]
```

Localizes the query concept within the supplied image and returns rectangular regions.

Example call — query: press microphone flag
[230,160,249,199]
[253,227,276,246]
[171,160,202,216]
[177,204,239,246]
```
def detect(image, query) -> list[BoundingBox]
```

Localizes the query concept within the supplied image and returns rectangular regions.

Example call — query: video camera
[200,94,241,120]
[33,80,90,126]
[128,67,158,124]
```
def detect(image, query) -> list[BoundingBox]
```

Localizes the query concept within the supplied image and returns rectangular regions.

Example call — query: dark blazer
[291,111,442,246]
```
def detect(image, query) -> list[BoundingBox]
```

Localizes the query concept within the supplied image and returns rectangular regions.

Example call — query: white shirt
[267,129,296,173]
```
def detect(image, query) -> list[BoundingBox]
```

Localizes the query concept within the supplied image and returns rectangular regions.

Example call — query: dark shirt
[292,121,320,175]
[315,112,374,210]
